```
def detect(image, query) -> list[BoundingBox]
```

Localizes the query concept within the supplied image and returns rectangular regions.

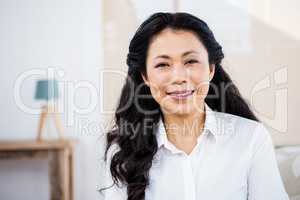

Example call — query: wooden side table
[0,139,77,200]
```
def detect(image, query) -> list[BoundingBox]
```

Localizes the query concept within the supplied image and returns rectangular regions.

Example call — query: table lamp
[35,79,64,141]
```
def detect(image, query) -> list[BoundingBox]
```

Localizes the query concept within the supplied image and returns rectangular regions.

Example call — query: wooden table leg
[68,147,74,200]
[62,148,70,200]
[49,149,70,200]
[49,150,63,200]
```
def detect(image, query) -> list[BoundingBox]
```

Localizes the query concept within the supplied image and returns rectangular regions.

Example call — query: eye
[185,59,198,65]
[155,63,169,68]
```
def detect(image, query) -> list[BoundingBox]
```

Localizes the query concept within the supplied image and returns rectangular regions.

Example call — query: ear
[209,64,215,81]
[141,73,150,86]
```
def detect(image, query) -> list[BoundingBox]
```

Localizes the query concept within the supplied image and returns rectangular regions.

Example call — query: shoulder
[213,111,261,131]
[213,111,272,154]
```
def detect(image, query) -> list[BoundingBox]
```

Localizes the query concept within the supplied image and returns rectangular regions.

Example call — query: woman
[99,12,289,200]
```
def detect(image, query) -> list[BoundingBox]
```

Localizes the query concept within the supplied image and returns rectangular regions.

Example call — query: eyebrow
[154,50,199,60]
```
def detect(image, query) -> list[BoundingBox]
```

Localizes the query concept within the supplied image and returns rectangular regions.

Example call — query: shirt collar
[156,103,220,149]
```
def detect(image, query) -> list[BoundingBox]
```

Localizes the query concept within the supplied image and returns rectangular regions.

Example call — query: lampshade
[34,79,58,100]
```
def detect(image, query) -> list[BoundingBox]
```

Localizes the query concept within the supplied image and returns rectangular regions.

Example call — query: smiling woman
[99,12,289,200]
[142,28,214,116]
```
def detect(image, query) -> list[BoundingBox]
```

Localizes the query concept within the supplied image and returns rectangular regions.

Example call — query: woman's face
[142,28,215,116]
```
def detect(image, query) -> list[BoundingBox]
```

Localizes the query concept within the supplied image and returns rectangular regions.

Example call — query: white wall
[0,0,103,199]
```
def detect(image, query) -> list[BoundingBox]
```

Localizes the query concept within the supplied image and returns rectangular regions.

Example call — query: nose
[171,64,188,85]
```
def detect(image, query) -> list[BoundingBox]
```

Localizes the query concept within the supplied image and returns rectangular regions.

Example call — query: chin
[162,104,195,115]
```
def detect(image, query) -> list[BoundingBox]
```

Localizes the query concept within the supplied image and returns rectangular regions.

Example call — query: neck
[161,103,206,151]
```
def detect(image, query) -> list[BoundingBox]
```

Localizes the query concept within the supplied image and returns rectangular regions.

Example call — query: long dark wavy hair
[100,12,258,200]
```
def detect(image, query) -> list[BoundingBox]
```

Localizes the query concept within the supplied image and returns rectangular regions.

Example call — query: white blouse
[99,103,289,200]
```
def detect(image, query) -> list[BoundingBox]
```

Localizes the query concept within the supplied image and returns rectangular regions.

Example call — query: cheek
[195,85,209,99]
[147,75,168,100]
[149,85,165,101]
[192,68,211,97]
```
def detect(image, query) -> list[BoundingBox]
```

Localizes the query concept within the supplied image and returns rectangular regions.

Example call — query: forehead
[147,28,206,58]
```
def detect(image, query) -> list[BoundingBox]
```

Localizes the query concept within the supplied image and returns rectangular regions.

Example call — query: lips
[166,89,195,99]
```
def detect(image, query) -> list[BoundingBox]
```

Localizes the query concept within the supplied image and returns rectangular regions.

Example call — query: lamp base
[37,104,64,141]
